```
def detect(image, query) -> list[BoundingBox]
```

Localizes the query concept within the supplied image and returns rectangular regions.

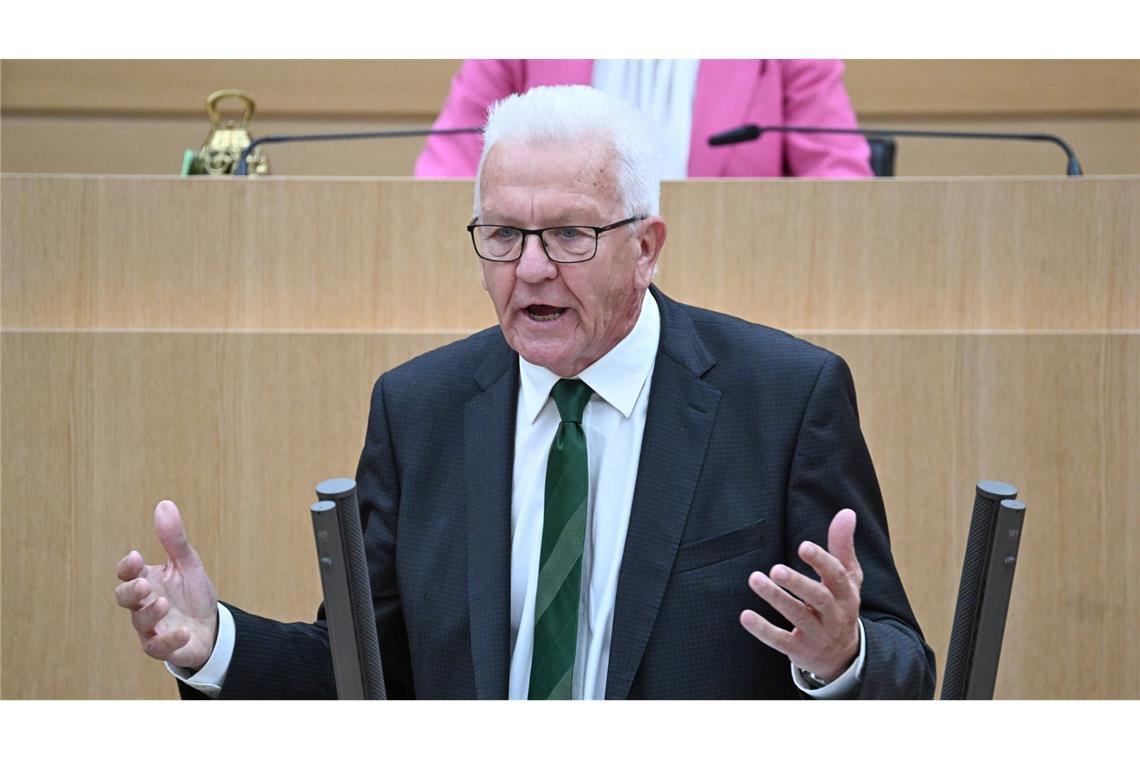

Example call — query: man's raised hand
[114,500,219,672]
[739,508,864,682]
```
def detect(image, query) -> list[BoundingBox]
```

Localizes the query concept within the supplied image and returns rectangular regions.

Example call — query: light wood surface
[0,175,493,330]
[2,330,1136,699]
[4,60,1136,117]
[4,176,1136,331]
[0,114,434,177]
[0,60,463,116]
[2,175,1137,699]
[844,60,1140,116]
[808,332,1140,699]
[0,330,451,699]
[660,178,1139,331]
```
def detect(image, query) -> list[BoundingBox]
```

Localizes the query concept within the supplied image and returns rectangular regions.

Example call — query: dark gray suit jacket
[200,287,936,699]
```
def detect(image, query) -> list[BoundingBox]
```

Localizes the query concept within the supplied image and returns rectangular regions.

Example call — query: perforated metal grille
[941,490,999,699]
[336,489,387,699]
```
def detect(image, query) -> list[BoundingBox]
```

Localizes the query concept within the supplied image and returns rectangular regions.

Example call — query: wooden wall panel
[3,176,1136,699]
[808,332,1140,699]
[3,331,1136,698]
[4,176,1135,331]
[659,178,1138,331]
[0,60,462,116]
[0,330,457,698]
[4,60,1136,118]
[0,114,433,177]
[0,175,493,330]
[845,60,1140,116]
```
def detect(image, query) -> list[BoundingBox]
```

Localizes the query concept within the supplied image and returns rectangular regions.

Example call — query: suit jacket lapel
[465,335,517,699]
[689,59,766,177]
[605,287,721,699]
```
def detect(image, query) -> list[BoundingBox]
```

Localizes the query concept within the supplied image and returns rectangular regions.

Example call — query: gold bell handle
[205,89,256,128]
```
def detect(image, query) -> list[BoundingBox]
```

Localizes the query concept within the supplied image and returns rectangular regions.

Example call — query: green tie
[528,378,593,700]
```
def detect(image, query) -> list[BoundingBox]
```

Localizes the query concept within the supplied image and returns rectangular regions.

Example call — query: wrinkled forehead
[478,136,623,219]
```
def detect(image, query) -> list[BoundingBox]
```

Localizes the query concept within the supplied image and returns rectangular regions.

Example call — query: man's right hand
[115,500,219,672]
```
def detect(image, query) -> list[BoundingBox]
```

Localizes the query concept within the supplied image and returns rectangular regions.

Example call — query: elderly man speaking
[115,85,935,700]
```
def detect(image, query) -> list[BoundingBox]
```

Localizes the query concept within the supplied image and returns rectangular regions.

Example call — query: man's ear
[634,216,667,287]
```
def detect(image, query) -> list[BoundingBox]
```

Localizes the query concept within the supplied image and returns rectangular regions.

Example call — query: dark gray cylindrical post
[941,480,1021,700]
[311,477,386,699]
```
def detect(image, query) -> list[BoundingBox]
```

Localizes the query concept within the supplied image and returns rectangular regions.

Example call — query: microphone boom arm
[234,126,483,176]
[709,124,1083,176]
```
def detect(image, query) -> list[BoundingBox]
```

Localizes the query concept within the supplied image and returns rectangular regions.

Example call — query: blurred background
[2,59,1137,177]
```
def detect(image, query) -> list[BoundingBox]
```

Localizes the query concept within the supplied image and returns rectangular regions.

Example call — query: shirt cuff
[165,602,235,697]
[791,617,866,699]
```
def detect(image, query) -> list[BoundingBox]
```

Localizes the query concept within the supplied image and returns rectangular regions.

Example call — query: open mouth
[525,304,567,322]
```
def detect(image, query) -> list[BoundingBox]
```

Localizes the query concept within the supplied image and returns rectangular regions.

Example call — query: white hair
[473,85,663,218]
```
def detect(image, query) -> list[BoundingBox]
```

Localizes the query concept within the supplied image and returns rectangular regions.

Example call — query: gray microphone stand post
[311,477,386,699]
[941,480,1027,699]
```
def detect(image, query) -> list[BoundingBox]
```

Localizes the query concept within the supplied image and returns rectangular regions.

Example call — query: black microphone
[233,125,483,176]
[708,123,1084,176]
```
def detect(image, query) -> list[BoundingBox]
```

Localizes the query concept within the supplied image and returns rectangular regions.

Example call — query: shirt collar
[519,289,661,424]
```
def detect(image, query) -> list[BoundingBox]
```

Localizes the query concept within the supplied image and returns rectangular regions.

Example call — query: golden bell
[188,89,269,175]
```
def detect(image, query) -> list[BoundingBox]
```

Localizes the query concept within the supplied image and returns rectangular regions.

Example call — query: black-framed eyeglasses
[466,216,646,263]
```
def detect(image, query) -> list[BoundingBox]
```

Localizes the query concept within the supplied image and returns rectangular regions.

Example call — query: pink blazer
[414,59,872,178]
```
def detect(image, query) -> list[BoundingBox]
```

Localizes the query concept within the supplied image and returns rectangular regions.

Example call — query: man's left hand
[739,508,863,682]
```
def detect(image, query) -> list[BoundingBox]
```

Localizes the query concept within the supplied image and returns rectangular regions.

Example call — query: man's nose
[515,232,557,282]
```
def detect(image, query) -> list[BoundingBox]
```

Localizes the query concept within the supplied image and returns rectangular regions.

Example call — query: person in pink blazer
[415,59,872,178]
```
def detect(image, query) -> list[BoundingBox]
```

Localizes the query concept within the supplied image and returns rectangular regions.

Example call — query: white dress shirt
[174,290,864,697]
[508,290,660,699]
[592,60,700,179]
